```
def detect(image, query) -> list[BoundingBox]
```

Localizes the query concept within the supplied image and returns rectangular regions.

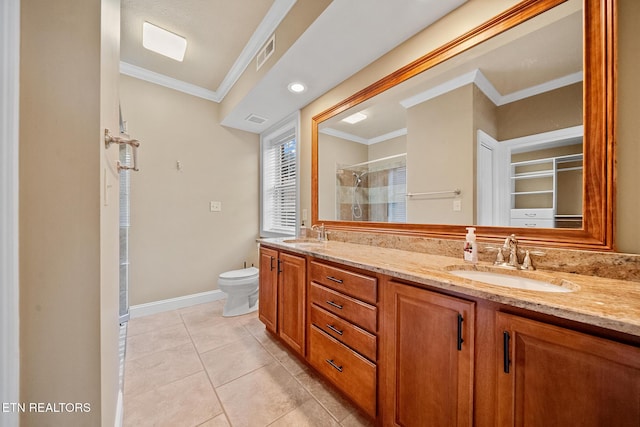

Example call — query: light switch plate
[453,199,461,211]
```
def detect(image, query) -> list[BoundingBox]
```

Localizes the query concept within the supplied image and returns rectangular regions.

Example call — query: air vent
[245,114,268,125]
[256,35,275,70]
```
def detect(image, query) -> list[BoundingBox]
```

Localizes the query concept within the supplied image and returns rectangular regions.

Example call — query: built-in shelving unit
[510,152,583,228]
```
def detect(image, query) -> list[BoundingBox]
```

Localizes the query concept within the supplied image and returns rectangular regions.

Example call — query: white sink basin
[448,269,576,293]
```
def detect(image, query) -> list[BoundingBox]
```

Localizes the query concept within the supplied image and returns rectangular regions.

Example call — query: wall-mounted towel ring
[104,128,140,172]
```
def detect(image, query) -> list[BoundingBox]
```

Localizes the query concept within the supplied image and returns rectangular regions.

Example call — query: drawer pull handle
[326,359,343,373]
[457,313,464,351]
[503,331,511,374]
[326,300,343,310]
[524,213,537,217]
[326,324,344,335]
[326,276,343,284]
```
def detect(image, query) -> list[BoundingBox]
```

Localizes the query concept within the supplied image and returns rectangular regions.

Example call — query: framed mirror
[312,0,615,250]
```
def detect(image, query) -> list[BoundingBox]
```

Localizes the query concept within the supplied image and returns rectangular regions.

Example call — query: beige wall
[19,0,121,425]
[368,136,407,161]
[302,0,640,254]
[406,85,474,224]
[497,83,583,140]
[120,76,260,305]
[616,0,640,253]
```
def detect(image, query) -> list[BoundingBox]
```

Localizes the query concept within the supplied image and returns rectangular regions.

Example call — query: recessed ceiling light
[288,82,306,93]
[341,112,367,124]
[142,22,187,62]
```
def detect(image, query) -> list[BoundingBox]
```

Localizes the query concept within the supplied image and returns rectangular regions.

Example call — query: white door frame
[1,0,20,425]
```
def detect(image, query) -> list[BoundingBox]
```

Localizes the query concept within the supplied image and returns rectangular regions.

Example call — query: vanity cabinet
[380,280,475,427]
[496,312,640,427]
[258,246,306,356]
[307,260,378,418]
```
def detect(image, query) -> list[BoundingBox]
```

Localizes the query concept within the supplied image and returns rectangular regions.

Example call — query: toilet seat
[219,267,258,287]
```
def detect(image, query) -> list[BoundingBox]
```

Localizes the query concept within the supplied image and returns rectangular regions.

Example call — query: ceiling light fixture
[341,112,367,124]
[288,82,306,93]
[142,22,187,62]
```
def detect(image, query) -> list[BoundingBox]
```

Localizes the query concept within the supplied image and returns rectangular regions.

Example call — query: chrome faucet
[494,234,520,269]
[311,223,326,241]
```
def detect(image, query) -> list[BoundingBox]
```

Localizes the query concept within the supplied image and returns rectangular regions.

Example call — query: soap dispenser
[464,227,478,264]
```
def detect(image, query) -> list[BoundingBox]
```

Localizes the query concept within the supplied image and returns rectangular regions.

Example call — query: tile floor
[122,300,374,427]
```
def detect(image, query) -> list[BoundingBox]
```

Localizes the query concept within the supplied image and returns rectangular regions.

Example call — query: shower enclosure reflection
[335,154,407,222]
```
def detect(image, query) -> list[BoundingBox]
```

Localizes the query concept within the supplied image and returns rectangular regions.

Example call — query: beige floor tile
[127,310,183,337]
[124,342,203,397]
[340,410,375,427]
[187,318,254,354]
[268,398,341,427]
[197,413,231,427]
[216,363,312,427]
[126,322,192,362]
[295,370,354,423]
[200,335,276,387]
[123,371,223,427]
[261,337,308,377]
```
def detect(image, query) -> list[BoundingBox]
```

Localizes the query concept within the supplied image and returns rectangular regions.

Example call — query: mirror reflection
[317,0,583,229]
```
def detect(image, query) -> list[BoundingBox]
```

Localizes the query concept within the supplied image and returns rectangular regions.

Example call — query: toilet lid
[220,266,259,279]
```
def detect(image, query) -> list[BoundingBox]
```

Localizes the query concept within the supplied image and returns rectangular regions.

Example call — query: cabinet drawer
[309,326,376,418]
[311,304,377,362]
[310,282,377,333]
[510,208,554,219]
[309,261,377,305]
[510,218,555,228]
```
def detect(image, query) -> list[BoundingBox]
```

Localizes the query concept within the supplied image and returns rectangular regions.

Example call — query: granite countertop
[260,237,640,338]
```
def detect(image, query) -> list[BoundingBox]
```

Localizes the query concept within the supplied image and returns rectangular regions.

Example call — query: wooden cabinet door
[258,247,278,333]
[497,312,640,427]
[278,252,306,356]
[381,281,475,427]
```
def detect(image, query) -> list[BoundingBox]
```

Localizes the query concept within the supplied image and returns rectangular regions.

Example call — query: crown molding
[401,68,584,108]
[120,0,297,103]
[216,0,297,100]
[320,127,407,146]
[120,61,220,101]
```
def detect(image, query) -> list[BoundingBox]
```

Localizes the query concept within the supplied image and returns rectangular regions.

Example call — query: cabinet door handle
[503,331,511,374]
[326,324,344,335]
[457,313,464,351]
[326,359,343,373]
[326,276,343,284]
[277,259,283,274]
[326,300,343,310]
[270,256,275,271]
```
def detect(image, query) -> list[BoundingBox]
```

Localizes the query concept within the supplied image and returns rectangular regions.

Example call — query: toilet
[218,266,259,317]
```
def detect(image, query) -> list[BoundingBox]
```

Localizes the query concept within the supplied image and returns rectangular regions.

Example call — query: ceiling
[120,0,467,133]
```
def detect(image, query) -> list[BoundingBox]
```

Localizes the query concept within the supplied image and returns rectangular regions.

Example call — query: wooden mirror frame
[312,0,615,250]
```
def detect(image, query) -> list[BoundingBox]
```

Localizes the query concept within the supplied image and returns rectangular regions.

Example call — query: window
[260,114,299,237]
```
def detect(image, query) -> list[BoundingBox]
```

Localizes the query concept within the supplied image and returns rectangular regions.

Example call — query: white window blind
[262,126,297,236]
[388,165,407,223]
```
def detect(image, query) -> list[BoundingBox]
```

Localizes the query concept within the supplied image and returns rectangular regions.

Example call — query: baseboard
[129,290,226,319]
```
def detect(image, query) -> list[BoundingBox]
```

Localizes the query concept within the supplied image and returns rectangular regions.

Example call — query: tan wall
[302,0,640,254]
[120,76,260,305]
[318,134,367,220]
[368,136,407,161]
[19,0,120,425]
[616,0,640,253]
[406,85,474,224]
[497,83,583,140]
